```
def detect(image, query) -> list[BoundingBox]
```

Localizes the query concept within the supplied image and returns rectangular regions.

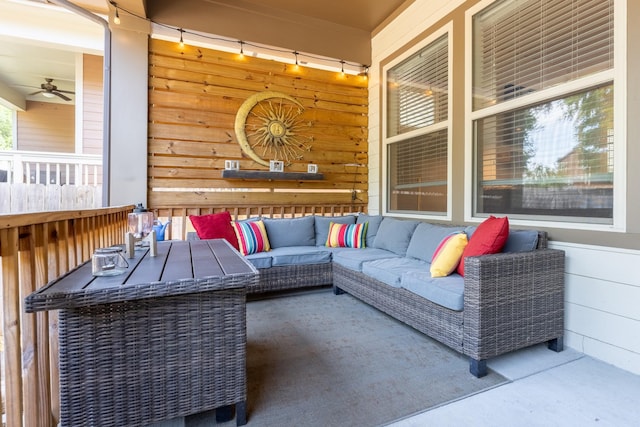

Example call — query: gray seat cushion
[372,217,420,256]
[314,215,356,246]
[401,270,465,311]
[269,246,332,266]
[406,223,466,262]
[332,248,399,271]
[361,257,429,287]
[263,216,315,248]
[245,252,272,269]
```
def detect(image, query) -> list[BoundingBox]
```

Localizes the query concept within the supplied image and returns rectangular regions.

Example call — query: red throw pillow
[457,216,509,276]
[189,211,239,250]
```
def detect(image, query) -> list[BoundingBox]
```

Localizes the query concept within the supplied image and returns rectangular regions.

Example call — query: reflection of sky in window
[527,103,577,169]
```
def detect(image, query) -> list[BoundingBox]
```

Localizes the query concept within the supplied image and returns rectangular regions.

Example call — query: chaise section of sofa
[332,216,565,377]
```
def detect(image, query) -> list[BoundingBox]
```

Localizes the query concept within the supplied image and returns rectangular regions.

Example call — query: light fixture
[42,92,55,98]
[114,7,121,25]
[179,28,184,47]
[339,60,345,76]
[239,41,245,57]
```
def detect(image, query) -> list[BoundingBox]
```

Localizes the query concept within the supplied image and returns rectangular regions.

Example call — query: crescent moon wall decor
[234,91,313,167]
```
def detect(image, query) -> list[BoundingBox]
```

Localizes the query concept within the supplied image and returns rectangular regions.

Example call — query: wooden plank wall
[148,38,368,211]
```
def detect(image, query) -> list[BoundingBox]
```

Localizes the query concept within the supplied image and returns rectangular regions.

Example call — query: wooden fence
[0,206,131,427]
[0,203,363,425]
[0,151,103,214]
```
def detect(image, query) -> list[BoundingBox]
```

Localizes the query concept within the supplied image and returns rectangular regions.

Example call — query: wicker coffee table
[25,239,258,427]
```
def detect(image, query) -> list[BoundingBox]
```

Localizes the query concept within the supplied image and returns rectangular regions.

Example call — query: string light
[110,3,367,74]
[293,51,300,71]
[358,66,369,79]
[109,1,121,25]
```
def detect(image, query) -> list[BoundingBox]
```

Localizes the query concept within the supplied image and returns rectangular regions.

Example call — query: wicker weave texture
[332,263,464,352]
[252,263,332,294]
[333,247,565,362]
[463,248,565,360]
[58,288,247,427]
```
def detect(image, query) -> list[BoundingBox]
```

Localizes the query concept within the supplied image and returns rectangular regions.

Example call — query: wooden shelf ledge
[221,170,325,181]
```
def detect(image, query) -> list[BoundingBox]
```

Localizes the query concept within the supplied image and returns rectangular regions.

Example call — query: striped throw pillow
[325,222,368,248]
[232,219,271,255]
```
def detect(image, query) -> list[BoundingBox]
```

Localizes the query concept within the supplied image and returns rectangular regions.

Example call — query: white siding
[551,241,640,375]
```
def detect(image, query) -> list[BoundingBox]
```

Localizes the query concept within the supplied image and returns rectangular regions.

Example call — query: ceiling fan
[29,78,75,101]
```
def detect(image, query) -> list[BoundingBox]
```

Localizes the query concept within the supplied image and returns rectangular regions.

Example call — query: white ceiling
[0,0,106,109]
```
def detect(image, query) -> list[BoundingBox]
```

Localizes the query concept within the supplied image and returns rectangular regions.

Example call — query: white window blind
[388,129,448,213]
[387,34,448,137]
[473,0,614,110]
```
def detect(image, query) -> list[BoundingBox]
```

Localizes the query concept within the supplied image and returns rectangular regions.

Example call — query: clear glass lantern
[128,203,154,239]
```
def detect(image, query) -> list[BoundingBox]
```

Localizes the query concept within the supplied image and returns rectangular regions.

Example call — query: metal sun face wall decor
[234,91,313,167]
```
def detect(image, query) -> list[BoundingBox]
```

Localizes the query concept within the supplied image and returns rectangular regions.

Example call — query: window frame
[464,0,627,232]
[382,22,454,220]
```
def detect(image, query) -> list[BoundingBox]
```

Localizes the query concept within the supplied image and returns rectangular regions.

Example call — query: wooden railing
[0,206,131,427]
[0,151,102,186]
[0,151,103,214]
[0,203,364,426]
[153,204,367,241]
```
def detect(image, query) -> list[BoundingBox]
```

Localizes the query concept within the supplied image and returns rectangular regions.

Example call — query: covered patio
[1,0,639,425]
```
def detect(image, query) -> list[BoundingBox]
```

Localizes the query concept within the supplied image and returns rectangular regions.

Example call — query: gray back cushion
[263,216,315,248]
[356,214,384,248]
[406,223,466,262]
[503,230,539,252]
[372,218,420,256]
[314,215,356,246]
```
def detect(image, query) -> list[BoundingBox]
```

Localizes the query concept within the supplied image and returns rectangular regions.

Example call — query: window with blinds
[388,130,448,213]
[472,0,615,223]
[387,34,448,137]
[385,31,450,215]
[473,0,614,110]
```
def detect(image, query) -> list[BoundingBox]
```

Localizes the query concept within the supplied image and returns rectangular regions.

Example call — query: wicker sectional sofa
[192,213,565,377]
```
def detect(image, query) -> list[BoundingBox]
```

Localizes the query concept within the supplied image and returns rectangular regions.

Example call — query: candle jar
[92,247,129,276]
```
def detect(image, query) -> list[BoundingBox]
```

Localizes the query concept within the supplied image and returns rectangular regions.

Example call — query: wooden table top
[25,239,258,312]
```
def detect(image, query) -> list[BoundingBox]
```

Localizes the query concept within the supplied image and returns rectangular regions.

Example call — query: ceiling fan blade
[55,89,75,94]
[29,90,44,96]
[53,92,72,101]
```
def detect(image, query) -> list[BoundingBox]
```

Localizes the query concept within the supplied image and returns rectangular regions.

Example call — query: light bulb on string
[293,51,300,71]
[114,7,121,25]
[238,41,245,58]
[339,60,345,77]
[179,28,184,48]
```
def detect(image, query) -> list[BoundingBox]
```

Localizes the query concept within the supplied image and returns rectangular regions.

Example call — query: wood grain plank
[161,240,194,281]
[122,244,171,285]
[190,240,225,277]
[35,224,53,427]
[206,239,255,275]
[1,227,23,427]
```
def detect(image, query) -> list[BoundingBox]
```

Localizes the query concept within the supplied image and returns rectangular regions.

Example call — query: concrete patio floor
[389,344,640,427]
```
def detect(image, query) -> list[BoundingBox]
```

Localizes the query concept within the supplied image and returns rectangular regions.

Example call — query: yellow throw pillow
[430,233,468,278]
